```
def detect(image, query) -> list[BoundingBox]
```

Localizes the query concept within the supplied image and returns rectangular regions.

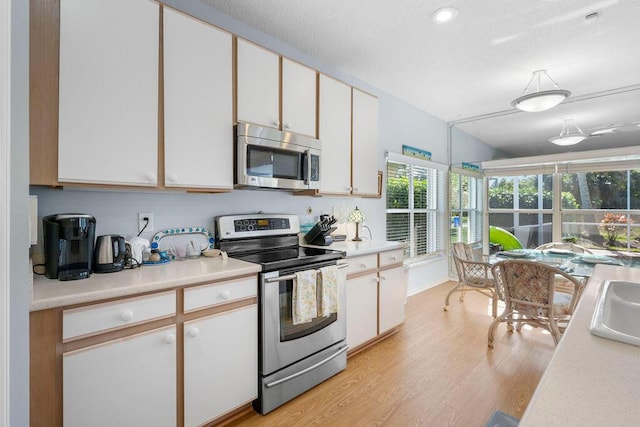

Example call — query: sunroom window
[386,152,446,261]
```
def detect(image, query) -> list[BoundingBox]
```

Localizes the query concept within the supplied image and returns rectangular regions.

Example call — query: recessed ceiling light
[432,6,459,24]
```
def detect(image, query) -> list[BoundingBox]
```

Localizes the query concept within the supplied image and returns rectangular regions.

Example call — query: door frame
[0,0,11,424]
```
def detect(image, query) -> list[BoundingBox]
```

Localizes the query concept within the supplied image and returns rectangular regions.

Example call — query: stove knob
[239,225,246,231]
[247,225,254,231]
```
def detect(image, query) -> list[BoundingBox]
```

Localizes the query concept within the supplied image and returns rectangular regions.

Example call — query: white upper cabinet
[351,88,380,196]
[163,8,233,189]
[58,0,159,186]
[318,74,352,194]
[282,58,317,137]
[236,39,280,128]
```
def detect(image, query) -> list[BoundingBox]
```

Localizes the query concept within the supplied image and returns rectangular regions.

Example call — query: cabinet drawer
[379,249,404,268]
[63,291,176,341]
[344,254,378,277]
[184,276,257,312]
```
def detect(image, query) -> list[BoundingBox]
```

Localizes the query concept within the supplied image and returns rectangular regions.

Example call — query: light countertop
[302,238,404,257]
[519,264,640,426]
[31,256,261,312]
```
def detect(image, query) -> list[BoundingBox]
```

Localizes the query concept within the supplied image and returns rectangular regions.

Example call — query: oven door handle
[265,263,349,283]
[265,344,349,388]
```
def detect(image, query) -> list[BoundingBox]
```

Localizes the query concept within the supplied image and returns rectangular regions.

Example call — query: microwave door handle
[304,149,311,185]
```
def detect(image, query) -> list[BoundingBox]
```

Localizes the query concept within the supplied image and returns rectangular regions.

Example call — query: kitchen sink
[590,280,640,346]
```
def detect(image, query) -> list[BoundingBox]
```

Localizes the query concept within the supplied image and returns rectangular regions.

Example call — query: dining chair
[535,242,591,294]
[488,260,584,348]
[535,242,593,254]
[446,243,498,318]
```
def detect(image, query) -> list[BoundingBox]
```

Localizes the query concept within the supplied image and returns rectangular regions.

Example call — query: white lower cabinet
[184,305,258,427]
[346,273,379,349]
[63,326,177,427]
[345,249,407,351]
[379,266,407,334]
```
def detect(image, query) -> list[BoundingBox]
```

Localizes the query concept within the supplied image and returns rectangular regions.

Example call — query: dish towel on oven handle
[293,269,318,325]
[319,265,340,317]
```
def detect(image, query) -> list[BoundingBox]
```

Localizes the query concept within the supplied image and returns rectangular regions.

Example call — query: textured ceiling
[203,0,640,158]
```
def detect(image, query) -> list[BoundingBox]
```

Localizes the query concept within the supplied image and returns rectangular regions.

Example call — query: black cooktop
[229,246,345,272]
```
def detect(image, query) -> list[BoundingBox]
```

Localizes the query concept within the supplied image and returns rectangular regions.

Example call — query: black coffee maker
[43,214,96,280]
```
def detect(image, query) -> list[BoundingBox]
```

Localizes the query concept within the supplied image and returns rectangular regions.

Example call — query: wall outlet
[138,212,154,233]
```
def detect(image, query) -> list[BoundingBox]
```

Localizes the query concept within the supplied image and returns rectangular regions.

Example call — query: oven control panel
[234,218,290,232]
[216,214,300,240]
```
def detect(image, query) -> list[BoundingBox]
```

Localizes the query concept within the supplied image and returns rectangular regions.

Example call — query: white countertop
[519,264,640,426]
[302,238,404,257]
[31,256,262,311]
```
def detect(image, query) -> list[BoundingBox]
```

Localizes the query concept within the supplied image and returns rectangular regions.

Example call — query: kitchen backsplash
[29,186,384,260]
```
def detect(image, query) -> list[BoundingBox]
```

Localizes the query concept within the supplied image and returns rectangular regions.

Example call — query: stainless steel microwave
[235,122,321,190]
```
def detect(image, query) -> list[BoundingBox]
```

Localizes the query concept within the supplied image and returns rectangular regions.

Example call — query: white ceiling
[203,0,640,158]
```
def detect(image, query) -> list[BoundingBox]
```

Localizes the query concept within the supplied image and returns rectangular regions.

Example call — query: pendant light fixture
[549,119,586,146]
[511,70,571,112]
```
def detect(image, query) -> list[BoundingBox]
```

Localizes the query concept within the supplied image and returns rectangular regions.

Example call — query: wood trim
[158,4,166,189]
[183,297,257,322]
[29,0,59,185]
[232,36,237,124]
[62,316,176,352]
[30,309,62,427]
[176,288,185,427]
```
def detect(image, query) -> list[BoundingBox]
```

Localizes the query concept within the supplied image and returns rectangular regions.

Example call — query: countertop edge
[30,258,262,312]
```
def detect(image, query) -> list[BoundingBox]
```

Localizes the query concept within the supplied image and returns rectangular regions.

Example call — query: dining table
[489,248,627,278]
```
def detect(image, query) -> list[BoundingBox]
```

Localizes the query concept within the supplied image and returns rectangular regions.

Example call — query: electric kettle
[94,235,126,273]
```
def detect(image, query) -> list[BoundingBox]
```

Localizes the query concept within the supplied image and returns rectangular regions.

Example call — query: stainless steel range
[216,214,348,414]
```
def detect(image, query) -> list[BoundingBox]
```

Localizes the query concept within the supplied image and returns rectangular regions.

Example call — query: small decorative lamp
[347,206,366,242]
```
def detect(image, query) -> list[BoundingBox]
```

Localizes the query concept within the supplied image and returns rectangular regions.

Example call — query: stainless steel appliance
[43,214,96,281]
[94,235,126,273]
[216,214,347,414]
[235,122,321,190]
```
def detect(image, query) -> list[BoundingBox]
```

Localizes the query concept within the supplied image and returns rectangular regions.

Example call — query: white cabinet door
[184,305,258,427]
[351,88,379,196]
[378,266,407,334]
[282,58,317,137]
[63,326,177,427]
[318,74,351,195]
[58,0,159,186]
[236,39,280,129]
[163,8,233,189]
[346,273,379,349]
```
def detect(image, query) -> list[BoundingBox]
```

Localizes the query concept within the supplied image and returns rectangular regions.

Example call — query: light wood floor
[229,281,555,426]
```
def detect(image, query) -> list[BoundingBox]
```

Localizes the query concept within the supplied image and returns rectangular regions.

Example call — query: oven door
[237,135,320,190]
[260,261,346,376]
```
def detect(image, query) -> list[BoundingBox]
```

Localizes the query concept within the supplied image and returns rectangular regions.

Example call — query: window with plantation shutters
[386,153,446,261]
[450,168,484,246]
